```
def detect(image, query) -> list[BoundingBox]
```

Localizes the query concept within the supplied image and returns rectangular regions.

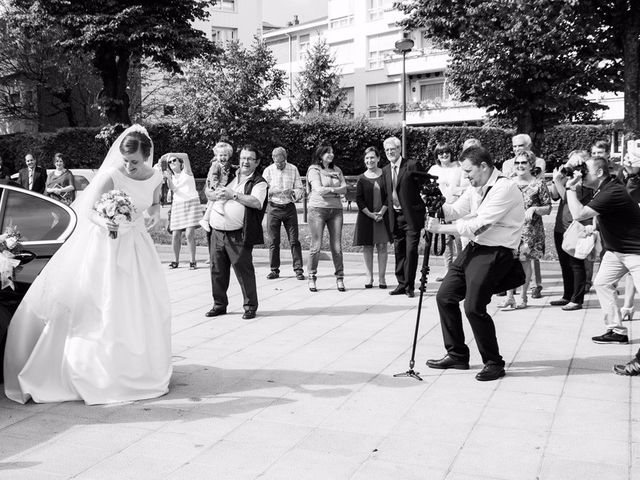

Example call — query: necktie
[392,165,398,189]
[392,164,401,209]
[28,169,34,190]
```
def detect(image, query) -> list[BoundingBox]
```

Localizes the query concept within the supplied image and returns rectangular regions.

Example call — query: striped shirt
[262,162,304,205]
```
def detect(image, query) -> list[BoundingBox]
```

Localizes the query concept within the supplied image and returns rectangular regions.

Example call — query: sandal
[189,262,197,270]
[169,262,178,269]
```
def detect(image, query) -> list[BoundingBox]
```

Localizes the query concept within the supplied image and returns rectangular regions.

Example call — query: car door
[0,185,77,298]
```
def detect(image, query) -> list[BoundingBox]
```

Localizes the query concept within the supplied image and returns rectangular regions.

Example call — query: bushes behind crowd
[0,117,616,177]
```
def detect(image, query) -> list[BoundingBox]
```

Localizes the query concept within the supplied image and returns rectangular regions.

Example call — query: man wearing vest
[425,146,525,381]
[205,144,268,320]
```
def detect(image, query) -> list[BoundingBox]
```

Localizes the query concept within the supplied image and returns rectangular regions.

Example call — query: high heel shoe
[337,278,346,292]
[499,297,516,310]
[308,276,317,292]
[621,307,635,321]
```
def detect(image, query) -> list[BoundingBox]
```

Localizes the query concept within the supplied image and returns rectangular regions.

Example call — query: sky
[262,0,328,26]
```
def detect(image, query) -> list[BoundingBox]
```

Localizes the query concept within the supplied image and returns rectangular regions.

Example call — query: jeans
[267,203,303,274]
[307,207,344,278]
[594,250,640,336]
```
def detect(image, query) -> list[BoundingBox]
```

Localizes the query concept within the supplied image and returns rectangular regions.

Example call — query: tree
[571,0,640,138]
[294,38,346,116]
[10,0,219,125]
[399,0,612,148]
[0,2,101,128]
[174,38,286,150]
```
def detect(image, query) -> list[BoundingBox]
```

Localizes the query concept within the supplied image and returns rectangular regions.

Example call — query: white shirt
[443,168,524,250]
[209,174,267,231]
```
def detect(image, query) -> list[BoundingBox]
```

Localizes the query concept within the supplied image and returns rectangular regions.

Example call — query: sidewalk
[0,247,637,479]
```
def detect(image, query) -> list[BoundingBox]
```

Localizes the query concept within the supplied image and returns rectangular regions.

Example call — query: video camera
[418,172,446,217]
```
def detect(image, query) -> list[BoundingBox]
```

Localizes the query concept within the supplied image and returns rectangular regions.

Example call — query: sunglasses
[169,159,179,164]
[513,161,530,166]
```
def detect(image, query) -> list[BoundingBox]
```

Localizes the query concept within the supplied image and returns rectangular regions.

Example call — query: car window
[73,175,90,191]
[2,189,72,241]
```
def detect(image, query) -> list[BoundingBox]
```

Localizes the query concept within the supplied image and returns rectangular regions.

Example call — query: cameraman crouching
[425,146,524,381]
[565,156,640,374]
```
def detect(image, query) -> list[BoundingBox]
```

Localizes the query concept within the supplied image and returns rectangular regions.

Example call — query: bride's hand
[105,219,119,234]
[145,213,159,231]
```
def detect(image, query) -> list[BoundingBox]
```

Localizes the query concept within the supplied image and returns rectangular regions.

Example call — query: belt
[468,241,513,252]
[213,228,242,234]
[269,201,293,208]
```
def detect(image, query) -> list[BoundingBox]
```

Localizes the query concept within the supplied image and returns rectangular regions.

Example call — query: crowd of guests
[6,133,640,380]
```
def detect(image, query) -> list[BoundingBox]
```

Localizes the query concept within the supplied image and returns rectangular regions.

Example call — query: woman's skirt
[170,197,202,230]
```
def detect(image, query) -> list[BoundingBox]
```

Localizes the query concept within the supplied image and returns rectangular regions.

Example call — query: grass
[150,217,560,262]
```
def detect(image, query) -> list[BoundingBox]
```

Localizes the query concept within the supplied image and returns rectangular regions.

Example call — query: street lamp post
[395,38,414,159]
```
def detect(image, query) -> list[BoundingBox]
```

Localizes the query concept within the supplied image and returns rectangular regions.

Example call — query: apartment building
[263,0,623,128]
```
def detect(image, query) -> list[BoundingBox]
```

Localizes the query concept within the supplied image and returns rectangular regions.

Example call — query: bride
[3,125,172,405]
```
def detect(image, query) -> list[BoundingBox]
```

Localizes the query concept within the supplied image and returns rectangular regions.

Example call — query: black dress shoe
[242,311,256,320]
[550,298,570,306]
[475,364,506,381]
[267,271,279,279]
[205,307,226,317]
[296,273,306,280]
[389,286,407,296]
[426,355,470,370]
[406,289,415,298]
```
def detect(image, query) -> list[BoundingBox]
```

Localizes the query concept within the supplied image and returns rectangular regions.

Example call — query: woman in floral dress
[501,150,551,309]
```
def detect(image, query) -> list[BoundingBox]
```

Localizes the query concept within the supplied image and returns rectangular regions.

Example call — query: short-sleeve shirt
[587,177,640,254]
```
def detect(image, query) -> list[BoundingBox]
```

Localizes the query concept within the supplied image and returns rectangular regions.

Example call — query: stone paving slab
[0,245,637,479]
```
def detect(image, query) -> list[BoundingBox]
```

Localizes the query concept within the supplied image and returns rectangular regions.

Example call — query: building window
[367,82,397,119]
[340,87,354,119]
[298,34,310,61]
[8,92,20,105]
[163,105,175,116]
[211,26,237,44]
[420,82,446,102]
[368,0,392,20]
[330,15,354,29]
[331,40,354,68]
[212,0,235,12]
[368,32,397,70]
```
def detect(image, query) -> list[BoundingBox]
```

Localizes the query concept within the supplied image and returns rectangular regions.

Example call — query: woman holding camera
[548,150,593,311]
[306,143,347,292]
[500,151,551,309]
[353,147,392,288]
[162,153,201,270]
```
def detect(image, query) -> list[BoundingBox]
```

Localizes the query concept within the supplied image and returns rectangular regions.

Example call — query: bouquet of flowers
[0,225,22,290]
[93,190,136,239]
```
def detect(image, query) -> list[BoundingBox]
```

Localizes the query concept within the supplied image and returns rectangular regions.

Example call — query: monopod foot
[393,369,423,381]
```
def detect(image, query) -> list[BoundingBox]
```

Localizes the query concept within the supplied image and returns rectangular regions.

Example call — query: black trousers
[267,203,303,274]
[436,243,512,366]
[554,230,586,304]
[392,212,420,290]
[209,229,257,312]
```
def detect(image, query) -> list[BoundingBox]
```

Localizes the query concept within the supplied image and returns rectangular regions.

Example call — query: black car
[0,184,77,379]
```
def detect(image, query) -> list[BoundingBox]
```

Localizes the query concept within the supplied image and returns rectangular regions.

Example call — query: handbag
[562,221,598,260]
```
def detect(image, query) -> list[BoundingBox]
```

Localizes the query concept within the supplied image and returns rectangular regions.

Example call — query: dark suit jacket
[383,157,427,232]
[18,165,47,194]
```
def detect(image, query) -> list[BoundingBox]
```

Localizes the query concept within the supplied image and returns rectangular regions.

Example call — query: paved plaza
[0,246,639,480]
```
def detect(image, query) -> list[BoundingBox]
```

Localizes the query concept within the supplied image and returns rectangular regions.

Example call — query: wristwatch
[232,192,238,200]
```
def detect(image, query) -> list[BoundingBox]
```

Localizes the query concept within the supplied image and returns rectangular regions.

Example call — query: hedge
[0,118,617,177]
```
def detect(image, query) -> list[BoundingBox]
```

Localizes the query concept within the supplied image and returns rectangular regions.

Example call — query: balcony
[384,49,449,76]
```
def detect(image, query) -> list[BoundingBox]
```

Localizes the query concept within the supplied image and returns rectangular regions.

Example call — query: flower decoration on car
[0,225,23,290]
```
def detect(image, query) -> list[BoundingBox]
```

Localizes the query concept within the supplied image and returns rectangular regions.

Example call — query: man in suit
[382,136,427,298]
[18,154,46,194]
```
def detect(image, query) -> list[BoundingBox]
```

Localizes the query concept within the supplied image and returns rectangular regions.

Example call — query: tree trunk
[94,46,131,125]
[622,2,640,138]
[53,88,78,127]
[516,107,546,155]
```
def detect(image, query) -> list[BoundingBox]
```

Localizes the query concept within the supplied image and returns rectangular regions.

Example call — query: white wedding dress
[3,164,172,405]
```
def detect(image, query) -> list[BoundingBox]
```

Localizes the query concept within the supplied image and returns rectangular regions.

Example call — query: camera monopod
[394,174,445,381]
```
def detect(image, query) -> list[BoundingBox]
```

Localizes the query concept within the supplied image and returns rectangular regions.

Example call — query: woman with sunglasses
[500,150,551,310]
[162,153,201,269]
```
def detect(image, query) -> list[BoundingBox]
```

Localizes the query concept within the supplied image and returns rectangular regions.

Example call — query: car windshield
[1,189,72,241]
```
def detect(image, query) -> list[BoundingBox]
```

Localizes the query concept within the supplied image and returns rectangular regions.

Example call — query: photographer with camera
[548,150,593,311]
[564,155,640,363]
[425,146,524,381]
